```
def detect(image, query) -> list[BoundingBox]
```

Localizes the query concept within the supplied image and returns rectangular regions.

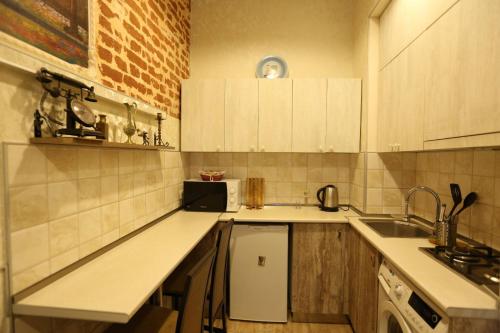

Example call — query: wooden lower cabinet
[348,227,380,333]
[291,223,348,320]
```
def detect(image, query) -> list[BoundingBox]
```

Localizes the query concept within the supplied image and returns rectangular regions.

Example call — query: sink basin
[360,219,432,238]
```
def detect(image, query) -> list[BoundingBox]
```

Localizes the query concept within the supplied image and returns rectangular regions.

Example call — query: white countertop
[12,211,220,323]
[220,205,359,223]
[349,217,499,319]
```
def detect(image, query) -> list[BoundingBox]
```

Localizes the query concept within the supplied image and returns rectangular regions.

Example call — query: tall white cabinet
[225,79,259,152]
[258,79,293,152]
[292,79,327,153]
[181,79,225,152]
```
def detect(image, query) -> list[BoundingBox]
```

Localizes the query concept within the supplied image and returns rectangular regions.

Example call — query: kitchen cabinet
[377,39,424,152]
[224,79,259,152]
[326,79,362,153]
[291,224,348,320]
[348,227,379,333]
[423,0,500,144]
[258,79,293,152]
[292,79,327,153]
[181,80,225,152]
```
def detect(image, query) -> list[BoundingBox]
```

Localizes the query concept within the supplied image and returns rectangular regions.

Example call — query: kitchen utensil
[454,192,478,216]
[448,183,462,217]
[246,178,264,209]
[317,185,339,212]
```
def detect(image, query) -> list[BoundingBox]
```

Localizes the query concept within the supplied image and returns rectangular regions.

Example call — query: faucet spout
[404,186,442,223]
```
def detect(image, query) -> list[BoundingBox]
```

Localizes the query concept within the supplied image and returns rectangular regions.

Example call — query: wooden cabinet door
[377,61,400,152]
[258,79,293,152]
[181,79,225,152]
[291,224,347,316]
[326,79,362,153]
[292,79,327,153]
[225,79,259,152]
[347,227,379,333]
[424,0,500,141]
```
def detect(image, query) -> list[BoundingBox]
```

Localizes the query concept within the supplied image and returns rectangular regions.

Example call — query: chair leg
[221,302,228,333]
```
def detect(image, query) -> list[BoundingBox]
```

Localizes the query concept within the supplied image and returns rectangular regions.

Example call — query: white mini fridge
[229,224,288,322]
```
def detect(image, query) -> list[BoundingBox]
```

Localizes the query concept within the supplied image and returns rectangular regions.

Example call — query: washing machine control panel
[379,261,448,333]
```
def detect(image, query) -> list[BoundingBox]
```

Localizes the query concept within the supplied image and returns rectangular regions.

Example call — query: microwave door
[183,182,228,212]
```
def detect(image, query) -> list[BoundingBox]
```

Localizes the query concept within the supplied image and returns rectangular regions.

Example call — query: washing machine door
[378,300,413,333]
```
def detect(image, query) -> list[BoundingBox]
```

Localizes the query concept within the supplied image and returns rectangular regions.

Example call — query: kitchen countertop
[349,217,499,320]
[12,211,220,323]
[220,205,359,223]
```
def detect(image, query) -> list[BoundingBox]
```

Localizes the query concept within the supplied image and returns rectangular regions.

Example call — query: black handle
[317,187,325,206]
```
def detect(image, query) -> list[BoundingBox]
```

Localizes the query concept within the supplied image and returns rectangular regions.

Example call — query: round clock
[256,56,288,79]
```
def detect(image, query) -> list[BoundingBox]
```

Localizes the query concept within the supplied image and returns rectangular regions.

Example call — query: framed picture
[0,0,89,67]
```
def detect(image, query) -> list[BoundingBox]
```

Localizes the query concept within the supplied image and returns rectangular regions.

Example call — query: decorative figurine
[123,102,137,144]
[95,114,109,140]
[34,110,44,138]
[138,130,150,146]
[154,112,175,149]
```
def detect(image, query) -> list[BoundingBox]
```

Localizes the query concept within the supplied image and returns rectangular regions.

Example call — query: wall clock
[256,56,288,79]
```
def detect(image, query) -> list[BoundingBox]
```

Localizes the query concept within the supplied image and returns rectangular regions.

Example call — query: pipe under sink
[360,218,432,238]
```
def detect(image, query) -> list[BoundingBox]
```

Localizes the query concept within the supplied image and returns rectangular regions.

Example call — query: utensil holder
[435,215,458,247]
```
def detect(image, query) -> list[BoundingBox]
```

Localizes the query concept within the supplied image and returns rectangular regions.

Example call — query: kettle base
[320,206,339,212]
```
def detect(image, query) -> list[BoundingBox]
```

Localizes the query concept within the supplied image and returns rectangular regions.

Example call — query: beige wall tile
[118,151,134,175]
[49,214,79,256]
[337,167,350,182]
[78,177,101,211]
[11,224,49,273]
[307,167,322,182]
[50,248,79,274]
[47,147,78,182]
[383,170,402,188]
[292,153,307,167]
[383,189,403,207]
[103,229,120,246]
[402,153,416,171]
[455,151,473,174]
[79,208,102,243]
[100,150,119,176]
[133,172,146,195]
[118,174,134,200]
[48,181,78,220]
[380,153,402,170]
[7,145,47,186]
[146,170,163,192]
[133,195,146,219]
[337,154,350,168]
[12,261,50,295]
[473,150,495,177]
[78,149,100,179]
[366,188,382,206]
[79,237,103,258]
[146,151,162,171]
[133,150,146,172]
[119,198,134,226]
[438,152,455,174]
[275,182,292,197]
[472,176,495,205]
[367,153,383,170]
[101,175,118,205]
[102,202,120,234]
[307,154,322,168]
[9,184,49,232]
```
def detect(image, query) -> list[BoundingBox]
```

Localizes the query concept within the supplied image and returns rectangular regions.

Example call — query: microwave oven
[183,179,241,212]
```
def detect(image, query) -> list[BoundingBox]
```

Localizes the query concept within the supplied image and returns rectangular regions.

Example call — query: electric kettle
[317,185,339,212]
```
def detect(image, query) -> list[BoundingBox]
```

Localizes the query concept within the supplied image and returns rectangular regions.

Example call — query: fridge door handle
[258,256,266,266]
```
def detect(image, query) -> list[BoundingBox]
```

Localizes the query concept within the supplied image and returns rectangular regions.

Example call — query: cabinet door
[347,227,379,333]
[424,0,500,141]
[258,79,293,152]
[292,79,327,153]
[377,62,399,152]
[291,224,347,316]
[326,79,362,153]
[181,80,225,152]
[225,79,259,152]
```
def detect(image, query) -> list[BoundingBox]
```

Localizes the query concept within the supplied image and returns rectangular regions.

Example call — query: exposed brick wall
[96,0,190,119]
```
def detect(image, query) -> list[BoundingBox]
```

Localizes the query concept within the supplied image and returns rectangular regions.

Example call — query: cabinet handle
[329,146,333,152]
[260,147,265,152]
[337,231,341,240]
[216,146,221,152]
[250,146,255,152]
[319,145,324,153]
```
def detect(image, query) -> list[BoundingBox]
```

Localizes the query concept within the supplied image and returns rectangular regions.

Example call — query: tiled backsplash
[6,144,189,294]
[189,153,353,205]
[362,150,499,249]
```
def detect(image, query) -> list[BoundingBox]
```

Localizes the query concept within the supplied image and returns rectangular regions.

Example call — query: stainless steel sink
[360,219,432,238]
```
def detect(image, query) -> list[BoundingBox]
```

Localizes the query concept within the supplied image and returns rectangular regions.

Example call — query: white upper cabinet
[258,79,293,152]
[181,79,225,152]
[225,79,259,152]
[326,79,362,153]
[292,79,327,153]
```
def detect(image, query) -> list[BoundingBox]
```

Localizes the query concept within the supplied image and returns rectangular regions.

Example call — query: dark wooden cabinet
[347,227,380,333]
[291,223,348,320]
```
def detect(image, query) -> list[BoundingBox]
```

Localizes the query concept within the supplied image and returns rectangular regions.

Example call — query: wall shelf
[30,137,164,150]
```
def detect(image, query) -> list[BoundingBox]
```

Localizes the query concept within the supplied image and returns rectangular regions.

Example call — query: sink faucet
[403,186,443,223]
